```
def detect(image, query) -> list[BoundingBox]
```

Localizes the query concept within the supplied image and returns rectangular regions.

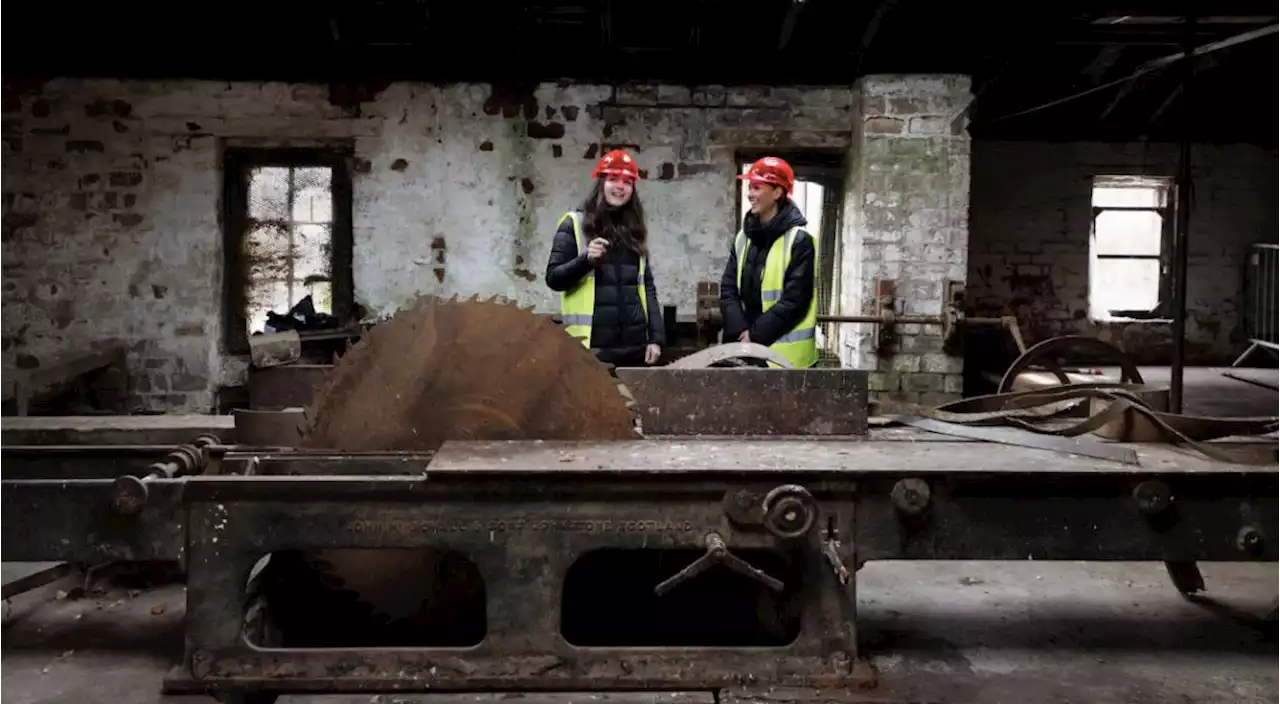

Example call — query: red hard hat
[592,149,641,180]
[738,156,795,194]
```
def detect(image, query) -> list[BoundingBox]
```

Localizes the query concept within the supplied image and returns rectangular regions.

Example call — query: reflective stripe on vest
[735,226,819,369]
[558,211,648,348]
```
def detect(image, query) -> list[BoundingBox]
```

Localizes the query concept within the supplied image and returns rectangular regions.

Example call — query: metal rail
[1224,243,1279,391]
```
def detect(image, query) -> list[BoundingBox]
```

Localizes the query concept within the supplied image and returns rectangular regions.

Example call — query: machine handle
[653,532,785,597]
[761,484,819,540]
[112,440,211,515]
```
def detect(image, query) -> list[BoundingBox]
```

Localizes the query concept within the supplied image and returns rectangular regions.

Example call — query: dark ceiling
[3,0,1276,144]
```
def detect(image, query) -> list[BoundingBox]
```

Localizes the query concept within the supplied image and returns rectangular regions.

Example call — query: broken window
[1087,175,1172,322]
[223,148,353,354]
[246,166,334,333]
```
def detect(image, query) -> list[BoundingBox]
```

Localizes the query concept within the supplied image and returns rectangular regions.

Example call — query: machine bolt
[1237,526,1264,555]
[891,478,930,515]
[1132,480,1172,515]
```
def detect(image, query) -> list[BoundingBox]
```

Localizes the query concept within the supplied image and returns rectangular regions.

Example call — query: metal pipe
[816,314,1007,326]
[1169,14,1196,414]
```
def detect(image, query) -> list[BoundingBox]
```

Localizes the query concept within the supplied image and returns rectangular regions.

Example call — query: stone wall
[835,75,971,404]
[1,79,858,411]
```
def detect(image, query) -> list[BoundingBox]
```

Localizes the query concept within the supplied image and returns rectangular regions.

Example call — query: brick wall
[1,79,856,411]
[968,141,1277,366]
[836,75,971,404]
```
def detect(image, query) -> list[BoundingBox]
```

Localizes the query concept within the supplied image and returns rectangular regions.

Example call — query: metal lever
[654,532,785,597]
[822,538,851,585]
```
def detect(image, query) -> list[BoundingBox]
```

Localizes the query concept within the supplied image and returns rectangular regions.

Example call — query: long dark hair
[580,179,648,256]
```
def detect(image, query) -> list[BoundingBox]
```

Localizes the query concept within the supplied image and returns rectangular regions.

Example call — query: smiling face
[602,174,635,208]
[747,181,784,217]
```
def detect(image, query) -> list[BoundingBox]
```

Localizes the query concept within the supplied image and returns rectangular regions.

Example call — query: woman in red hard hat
[545,149,666,368]
[718,156,819,368]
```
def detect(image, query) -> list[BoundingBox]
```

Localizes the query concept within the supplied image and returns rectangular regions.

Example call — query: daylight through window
[245,166,335,334]
[1088,176,1171,321]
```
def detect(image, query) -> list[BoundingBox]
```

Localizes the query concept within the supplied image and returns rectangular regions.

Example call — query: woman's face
[747,181,784,216]
[602,174,635,208]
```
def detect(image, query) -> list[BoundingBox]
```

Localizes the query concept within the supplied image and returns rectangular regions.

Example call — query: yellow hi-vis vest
[734,226,819,368]
[558,211,648,347]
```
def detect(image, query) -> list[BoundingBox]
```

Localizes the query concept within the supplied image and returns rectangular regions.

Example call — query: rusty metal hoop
[997,335,1144,394]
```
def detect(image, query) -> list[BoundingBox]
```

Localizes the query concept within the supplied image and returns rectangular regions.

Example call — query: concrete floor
[2,367,1276,704]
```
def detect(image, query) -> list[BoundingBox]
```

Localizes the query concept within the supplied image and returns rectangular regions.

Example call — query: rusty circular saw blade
[299,294,640,451]
[285,295,640,628]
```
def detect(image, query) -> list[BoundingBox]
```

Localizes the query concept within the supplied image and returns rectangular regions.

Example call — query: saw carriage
[2,297,1276,704]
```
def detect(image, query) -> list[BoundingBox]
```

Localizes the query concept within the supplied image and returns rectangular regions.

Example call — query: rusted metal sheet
[427,438,1278,474]
[616,368,869,436]
[0,479,185,562]
[248,364,332,409]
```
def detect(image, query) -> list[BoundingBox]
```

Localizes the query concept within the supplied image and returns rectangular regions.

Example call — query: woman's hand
[644,344,661,365]
[586,238,609,264]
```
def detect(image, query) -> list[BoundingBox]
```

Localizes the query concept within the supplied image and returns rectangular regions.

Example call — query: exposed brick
[108,171,142,187]
[615,84,658,105]
[65,140,104,153]
[865,117,904,135]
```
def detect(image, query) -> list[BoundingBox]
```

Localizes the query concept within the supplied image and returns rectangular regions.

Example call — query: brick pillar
[836,75,972,404]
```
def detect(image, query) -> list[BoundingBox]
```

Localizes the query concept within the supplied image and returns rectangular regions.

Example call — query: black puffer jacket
[718,198,816,346]
[545,212,666,367]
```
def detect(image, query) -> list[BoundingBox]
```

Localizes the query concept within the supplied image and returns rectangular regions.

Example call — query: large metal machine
[2,297,1276,704]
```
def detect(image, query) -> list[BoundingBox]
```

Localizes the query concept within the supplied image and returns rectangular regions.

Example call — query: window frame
[221,146,355,355]
[1087,176,1174,322]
